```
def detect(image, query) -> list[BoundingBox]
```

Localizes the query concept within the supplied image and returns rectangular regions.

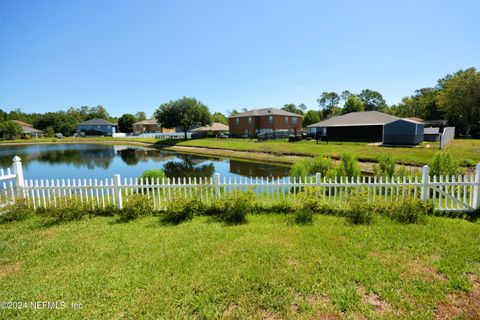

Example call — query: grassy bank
[1,214,479,319]
[176,139,480,166]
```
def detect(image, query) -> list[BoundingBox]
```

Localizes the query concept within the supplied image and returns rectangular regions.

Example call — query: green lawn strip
[176,139,480,166]
[1,215,479,319]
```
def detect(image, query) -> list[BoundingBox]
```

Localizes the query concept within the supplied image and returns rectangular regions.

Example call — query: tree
[317,92,340,118]
[118,114,136,133]
[228,109,239,116]
[281,103,306,115]
[357,89,387,111]
[303,110,321,127]
[437,67,480,136]
[155,97,212,139]
[34,111,78,136]
[135,112,147,121]
[342,95,365,114]
[392,88,442,120]
[0,121,23,139]
[44,126,55,137]
[212,112,228,124]
[340,90,353,101]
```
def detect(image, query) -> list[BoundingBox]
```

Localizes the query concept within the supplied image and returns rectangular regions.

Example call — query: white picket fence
[2,156,480,212]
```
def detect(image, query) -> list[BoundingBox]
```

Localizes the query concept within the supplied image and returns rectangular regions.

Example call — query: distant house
[76,118,117,136]
[228,108,302,138]
[307,111,424,145]
[191,122,229,138]
[132,119,176,135]
[11,120,44,138]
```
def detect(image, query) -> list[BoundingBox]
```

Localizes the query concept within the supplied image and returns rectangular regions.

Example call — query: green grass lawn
[176,138,480,166]
[1,214,479,319]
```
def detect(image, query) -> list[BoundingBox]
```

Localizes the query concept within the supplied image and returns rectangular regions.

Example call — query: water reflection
[0,144,289,180]
[229,160,289,178]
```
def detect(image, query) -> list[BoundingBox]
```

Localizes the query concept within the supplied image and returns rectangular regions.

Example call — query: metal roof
[78,118,116,126]
[229,108,301,118]
[307,111,400,128]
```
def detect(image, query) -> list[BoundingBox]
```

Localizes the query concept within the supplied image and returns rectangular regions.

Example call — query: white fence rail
[2,157,480,213]
[440,127,455,149]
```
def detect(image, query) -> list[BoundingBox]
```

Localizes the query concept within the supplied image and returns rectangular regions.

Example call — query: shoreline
[0,138,424,173]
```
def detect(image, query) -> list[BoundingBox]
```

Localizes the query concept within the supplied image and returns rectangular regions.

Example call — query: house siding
[229,115,302,137]
[77,125,116,136]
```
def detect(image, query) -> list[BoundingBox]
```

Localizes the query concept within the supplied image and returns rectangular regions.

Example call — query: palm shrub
[290,159,313,179]
[429,152,460,177]
[336,153,361,178]
[140,169,166,182]
[373,153,395,177]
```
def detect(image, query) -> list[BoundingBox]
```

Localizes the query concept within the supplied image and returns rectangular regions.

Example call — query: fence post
[113,174,123,210]
[214,173,221,197]
[421,165,430,202]
[12,156,25,198]
[473,163,480,209]
[316,173,321,187]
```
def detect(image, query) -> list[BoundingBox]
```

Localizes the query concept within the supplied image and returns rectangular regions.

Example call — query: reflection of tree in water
[37,149,113,169]
[117,148,176,166]
[163,155,215,179]
[0,148,114,169]
[119,149,140,165]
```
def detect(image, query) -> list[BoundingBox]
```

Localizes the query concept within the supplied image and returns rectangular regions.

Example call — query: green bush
[345,193,376,225]
[161,198,205,225]
[336,153,361,178]
[0,199,34,223]
[37,198,90,222]
[118,194,153,221]
[373,153,395,177]
[429,152,460,177]
[294,210,313,225]
[290,157,334,179]
[296,187,335,215]
[140,169,166,182]
[209,191,254,224]
[387,198,432,224]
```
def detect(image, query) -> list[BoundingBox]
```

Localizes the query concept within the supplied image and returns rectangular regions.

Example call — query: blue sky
[0,0,479,117]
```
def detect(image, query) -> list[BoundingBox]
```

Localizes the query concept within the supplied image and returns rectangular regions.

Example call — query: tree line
[1,67,478,138]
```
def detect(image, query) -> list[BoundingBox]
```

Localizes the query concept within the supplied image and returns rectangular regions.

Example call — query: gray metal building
[382,119,424,145]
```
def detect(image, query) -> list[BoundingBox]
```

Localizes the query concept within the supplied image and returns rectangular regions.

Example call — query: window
[268,116,273,124]
[248,117,252,125]
[292,117,298,125]
[284,116,289,124]
[235,118,240,125]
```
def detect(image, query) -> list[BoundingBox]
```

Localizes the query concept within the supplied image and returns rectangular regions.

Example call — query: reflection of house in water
[229,160,289,178]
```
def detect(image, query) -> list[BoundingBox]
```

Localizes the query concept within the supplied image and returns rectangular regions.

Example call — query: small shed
[383,119,424,145]
[424,127,440,141]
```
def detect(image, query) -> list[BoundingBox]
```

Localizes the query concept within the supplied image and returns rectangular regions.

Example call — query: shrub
[387,198,431,224]
[395,165,412,178]
[209,191,254,224]
[429,152,460,177]
[345,193,375,225]
[373,153,395,177]
[290,157,334,179]
[294,210,313,225]
[296,187,335,215]
[140,169,166,182]
[0,199,34,223]
[118,194,153,221]
[290,159,313,179]
[161,198,205,225]
[37,198,90,222]
[336,153,361,178]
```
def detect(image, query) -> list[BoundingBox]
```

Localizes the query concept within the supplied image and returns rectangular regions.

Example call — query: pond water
[0,144,290,180]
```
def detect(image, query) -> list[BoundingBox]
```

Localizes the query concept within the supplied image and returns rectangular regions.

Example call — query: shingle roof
[133,119,158,125]
[229,108,302,118]
[11,120,33,127]
[78,118,116,126]
[307,111,399,128]
[21,126,43,134]
[192,122,229,132]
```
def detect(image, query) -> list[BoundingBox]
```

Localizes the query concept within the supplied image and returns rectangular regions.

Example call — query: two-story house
[228,108,302,138]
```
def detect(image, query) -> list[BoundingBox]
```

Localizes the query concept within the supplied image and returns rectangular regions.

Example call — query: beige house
[11,120,44,138]
[132,119,175,134]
